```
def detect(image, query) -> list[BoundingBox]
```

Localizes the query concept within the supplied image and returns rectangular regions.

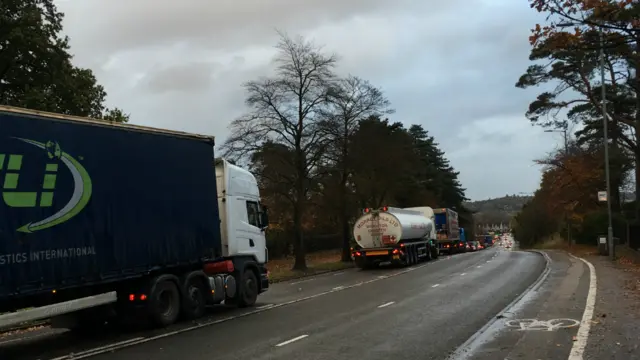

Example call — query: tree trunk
[635,151,640,221]
[340,216,352,262]
[292,159,307,271]
[338,167,353,262]
[291,199,307,270]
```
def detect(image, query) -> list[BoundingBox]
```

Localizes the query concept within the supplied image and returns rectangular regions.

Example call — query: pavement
[3,244,614,360]
[582,252,640,359]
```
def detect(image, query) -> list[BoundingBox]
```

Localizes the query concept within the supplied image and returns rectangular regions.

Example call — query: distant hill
[464,195,533,225]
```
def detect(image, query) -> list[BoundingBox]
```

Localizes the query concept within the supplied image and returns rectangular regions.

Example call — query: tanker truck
[351,206,439,269]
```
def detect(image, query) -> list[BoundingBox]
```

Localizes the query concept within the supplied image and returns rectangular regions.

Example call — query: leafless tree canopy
[220,32,338,270]
[220,32,337,173]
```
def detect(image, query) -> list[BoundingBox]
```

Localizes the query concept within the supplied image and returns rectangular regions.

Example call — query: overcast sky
[54,0,564,201]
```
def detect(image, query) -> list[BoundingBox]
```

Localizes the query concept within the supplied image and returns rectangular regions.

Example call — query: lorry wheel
[237,269,259,308]
[431,247,439,259]
[149,280,181,327]
[181,277,207,320]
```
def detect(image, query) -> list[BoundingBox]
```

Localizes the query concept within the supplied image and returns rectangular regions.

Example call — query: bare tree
[321,76,393,262]
[220,32,337,270]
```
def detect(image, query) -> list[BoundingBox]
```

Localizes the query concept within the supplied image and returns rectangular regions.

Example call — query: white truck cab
[215,158,268,264]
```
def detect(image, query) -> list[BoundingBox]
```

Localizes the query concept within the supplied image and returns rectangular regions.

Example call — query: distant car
[468,241,480,251]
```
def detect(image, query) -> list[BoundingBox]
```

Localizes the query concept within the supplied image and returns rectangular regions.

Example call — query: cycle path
[460,250,593,360]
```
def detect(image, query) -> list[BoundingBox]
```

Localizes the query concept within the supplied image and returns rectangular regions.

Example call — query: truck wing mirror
[260,205,269,230]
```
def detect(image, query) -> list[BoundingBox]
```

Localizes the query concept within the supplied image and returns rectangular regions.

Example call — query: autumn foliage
[536,149,605,223]
[514,0,640,248]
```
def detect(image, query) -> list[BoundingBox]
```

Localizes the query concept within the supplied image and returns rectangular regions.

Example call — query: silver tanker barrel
[352,206,438,269]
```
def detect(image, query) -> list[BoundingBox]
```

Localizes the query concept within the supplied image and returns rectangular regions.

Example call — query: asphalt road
[0,247,547,360]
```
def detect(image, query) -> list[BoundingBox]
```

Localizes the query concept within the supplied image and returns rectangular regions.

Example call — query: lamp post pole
[557,21,614,259]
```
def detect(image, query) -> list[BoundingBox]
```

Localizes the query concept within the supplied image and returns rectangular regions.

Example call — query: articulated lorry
[351,206,439,269]
[433,208,467,255]
[0,106,269,332]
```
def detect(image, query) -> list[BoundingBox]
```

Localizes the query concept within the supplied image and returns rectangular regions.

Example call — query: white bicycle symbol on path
[505,318,580,331]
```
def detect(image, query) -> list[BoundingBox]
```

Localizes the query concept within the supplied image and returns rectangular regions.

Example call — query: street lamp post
[545,126,571,246]
[558,21,614,259]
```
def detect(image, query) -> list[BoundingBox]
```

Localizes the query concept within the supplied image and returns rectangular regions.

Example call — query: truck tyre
[237,269,259,308]
[405,247,414,266]
[149,280,181,327]
[411,246,418,265]
[431,246,439,259]
[181,277,207,320]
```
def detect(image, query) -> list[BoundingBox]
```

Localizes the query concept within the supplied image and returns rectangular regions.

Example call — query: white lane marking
[568,254,597,360]
[332,286,345,291]
[290,278,315,285]
[432,284,440,288]
[49,337,145,360]
[476,266,482,268]
[460,273,466,276]
[50,256,491,359]
[486,261,491,263]
[276,334,309,347]
[256,304,275,310]
[377,301,395,308]
[333,271,345,276]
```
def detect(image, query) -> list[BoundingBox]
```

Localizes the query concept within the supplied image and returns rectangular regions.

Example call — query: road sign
[597,191,607,202]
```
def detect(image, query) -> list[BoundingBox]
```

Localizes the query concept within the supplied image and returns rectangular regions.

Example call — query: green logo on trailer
[0,138,92,233]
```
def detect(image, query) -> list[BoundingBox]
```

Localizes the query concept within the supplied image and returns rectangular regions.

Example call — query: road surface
[1,246,556,360]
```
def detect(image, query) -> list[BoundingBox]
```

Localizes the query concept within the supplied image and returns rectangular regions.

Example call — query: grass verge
[267,249,355,283]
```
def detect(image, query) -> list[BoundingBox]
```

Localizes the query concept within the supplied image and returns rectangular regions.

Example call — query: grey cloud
[143,62,217,94]
[59,0,465,59]
[53,0,552,200]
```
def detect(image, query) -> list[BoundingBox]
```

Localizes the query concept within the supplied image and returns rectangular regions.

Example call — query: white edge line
[377,301,395,308]
[276,334,309,347]
[290,278,315,285]
[49,337,145,360]
[567,254,597,360]
[447,250,552,360]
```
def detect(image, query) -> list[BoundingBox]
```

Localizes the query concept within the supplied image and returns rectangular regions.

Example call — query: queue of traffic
[350,206,507,270]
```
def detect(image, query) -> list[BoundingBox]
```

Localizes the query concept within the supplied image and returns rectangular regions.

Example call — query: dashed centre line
[276,334,309,347]
[377,301,395,308]
[432,284,440,288]
[460,273,467,276]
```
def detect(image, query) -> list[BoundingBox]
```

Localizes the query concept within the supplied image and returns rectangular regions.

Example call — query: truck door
[238,199,266,262]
